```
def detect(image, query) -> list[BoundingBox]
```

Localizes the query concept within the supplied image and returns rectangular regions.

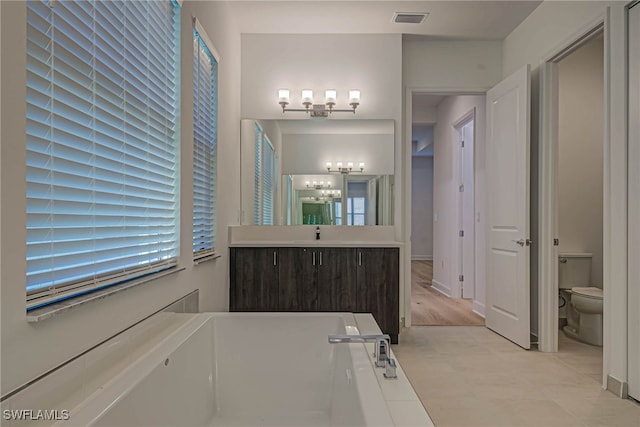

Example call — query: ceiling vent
[393,12,428,24]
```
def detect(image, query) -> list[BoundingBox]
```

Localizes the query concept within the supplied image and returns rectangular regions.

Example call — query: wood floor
[411,260,485,326]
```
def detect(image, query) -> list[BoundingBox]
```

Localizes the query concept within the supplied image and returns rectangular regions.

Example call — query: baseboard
[411,255,433,261]
[607,375,628,398]
[430,279,451,297]
[472,300,486,318]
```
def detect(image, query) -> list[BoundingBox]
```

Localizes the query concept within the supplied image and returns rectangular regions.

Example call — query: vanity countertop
[229,240,404,248]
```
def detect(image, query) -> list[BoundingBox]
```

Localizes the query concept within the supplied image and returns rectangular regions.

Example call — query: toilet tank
[558,253,592,289]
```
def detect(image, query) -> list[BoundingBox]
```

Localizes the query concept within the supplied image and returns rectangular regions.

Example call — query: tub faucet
[328,334,390,368]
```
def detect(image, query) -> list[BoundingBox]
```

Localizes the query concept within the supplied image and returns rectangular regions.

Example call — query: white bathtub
[54,313,402,427]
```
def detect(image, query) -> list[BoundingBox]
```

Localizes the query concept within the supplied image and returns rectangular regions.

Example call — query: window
[253,123,263,224]
[25,0,181,309]
[261,135,277,225]
[334,197,366,225]
[192,19,219,260]
[252,123,278,225]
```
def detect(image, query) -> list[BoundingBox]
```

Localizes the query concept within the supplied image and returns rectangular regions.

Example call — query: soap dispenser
[315,226,320,240]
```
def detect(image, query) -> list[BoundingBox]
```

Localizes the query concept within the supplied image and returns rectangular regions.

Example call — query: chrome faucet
[328,334,393,371]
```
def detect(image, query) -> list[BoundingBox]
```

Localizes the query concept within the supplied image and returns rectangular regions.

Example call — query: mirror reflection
[241,119,394,226]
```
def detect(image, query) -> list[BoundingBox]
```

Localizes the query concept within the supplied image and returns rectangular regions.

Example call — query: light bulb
[349,90,361,104]
[301,89,313,105]
[278,89,290,103]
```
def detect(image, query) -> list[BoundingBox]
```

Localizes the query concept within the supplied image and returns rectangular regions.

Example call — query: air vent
[393,12,428,24]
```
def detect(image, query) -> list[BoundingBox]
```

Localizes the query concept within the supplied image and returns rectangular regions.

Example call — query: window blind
[253,122,262,224]
[26,0,181,308]
[192,23,218,259]
[262,136,274,225]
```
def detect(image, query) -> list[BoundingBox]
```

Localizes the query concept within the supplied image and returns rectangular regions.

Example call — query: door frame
[404,87,486,327]
[452,109,476,299]
[538,16,607,354]
[626,0,640,400]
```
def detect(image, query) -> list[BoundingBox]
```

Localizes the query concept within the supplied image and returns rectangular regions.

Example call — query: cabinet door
[317,247,357,312]
[230,247,279,311]
[278,248,317,311]
[356,248,399,340]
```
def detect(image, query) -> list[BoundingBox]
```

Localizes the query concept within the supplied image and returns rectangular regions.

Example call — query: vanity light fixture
[326,161,365,174]
[278,89,360,117]
[306,180,332,190]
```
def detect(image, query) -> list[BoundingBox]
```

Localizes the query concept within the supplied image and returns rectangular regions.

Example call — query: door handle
[319,251,323,266]
[512,238,533,247]
[312,252,316,266]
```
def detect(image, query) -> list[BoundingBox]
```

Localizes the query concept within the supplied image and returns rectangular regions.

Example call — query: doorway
[537,22,607,364]
[409,93,484,326]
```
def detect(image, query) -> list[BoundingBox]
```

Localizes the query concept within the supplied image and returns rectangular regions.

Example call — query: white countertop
[229,240,403,248]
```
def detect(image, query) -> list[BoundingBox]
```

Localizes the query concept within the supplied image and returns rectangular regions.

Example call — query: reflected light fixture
[278,89,360,117]
[326,161,365,174]
[305,180,331,190]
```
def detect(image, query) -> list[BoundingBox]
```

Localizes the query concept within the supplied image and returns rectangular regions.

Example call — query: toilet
[558,253,603,346]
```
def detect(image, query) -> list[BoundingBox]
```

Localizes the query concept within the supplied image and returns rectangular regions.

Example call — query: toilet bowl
[563,286,603,346]
[558,253,603,347]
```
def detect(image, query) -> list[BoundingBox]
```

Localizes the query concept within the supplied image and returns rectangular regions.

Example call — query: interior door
[461,120,475,299]
[485,65,531,349]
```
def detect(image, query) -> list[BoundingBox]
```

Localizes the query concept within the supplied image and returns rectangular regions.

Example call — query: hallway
[412,260,484,326]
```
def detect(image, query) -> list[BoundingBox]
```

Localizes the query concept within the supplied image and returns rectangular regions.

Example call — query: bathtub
[47,312,416,427]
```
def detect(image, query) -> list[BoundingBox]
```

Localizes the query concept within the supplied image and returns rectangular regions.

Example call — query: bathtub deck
[209,413,332,426]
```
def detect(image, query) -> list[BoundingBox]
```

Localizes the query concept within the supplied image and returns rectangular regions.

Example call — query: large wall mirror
[240,119,394,226]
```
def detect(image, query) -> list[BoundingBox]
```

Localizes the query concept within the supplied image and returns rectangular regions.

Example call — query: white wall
[411,157,434,260]
[558,36,604,288]
[242,34,402,121]
[281,134,394,175]
[431,95,485,307]
[502,0,628,391]
[0,1,242,396]
[403,39,503,90]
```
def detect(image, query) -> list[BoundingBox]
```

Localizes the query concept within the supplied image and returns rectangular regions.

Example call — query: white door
[461,121,475,299]
[486,65,531,349]
[628,1,640,401]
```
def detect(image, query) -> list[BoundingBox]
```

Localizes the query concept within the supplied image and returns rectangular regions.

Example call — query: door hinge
[553,238,560,246]
[461,140,465,148]
[459,184,464,192]
[459,230,464,237]
[459,274,464,282]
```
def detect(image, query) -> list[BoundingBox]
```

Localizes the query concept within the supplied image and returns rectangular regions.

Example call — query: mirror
[241,119,394,226]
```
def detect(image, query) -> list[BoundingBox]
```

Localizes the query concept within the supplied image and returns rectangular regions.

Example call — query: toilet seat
[571,286,603,299]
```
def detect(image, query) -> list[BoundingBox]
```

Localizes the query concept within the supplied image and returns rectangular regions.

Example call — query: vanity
[232,119,401,343]
[229,242,399,343]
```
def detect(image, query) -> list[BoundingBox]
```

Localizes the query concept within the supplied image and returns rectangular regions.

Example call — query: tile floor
[394,326,640,427]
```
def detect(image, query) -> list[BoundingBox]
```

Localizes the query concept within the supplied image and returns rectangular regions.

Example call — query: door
[485,65,532,349]
[628,1,640,401]
[459,119,475,299]
[278,248,317,311]
[230,247,279,311]
[317,247,357,312]
[356,248,400,342]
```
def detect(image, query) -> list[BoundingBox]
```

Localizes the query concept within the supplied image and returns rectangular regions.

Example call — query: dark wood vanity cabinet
[229,246,399,342]
[229,247,279,311]
[356,248,399,343]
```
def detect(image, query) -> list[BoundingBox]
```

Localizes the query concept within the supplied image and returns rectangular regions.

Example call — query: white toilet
[558,253,603,346]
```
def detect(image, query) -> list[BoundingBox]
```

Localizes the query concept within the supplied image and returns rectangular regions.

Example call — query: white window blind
[26,0,181,309]
[262,136,275,225]
[192,21,218,260]
[253,122,263,224]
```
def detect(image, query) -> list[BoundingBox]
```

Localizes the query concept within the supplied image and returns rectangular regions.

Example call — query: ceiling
[228,1,542,40]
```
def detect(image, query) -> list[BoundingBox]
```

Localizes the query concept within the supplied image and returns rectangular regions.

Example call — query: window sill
[194,253,221,265]
[26,267,186,323]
